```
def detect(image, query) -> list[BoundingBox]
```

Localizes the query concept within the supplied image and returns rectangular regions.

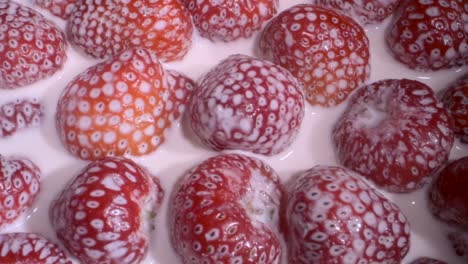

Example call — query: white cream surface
[2,0,468,263]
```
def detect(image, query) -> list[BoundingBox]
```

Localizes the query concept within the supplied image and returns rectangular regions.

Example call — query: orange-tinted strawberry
[181,0,278,42]
[35,0,77,19]
[0,0,67,89]
[67,0,193,62]
[311,0,400,24]
[260,4,370,107]
[56,48,193,160]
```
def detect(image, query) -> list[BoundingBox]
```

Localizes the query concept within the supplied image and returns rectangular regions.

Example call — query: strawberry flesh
[170,154,284,263]
[441,73,468,143]
[333,79,454,192]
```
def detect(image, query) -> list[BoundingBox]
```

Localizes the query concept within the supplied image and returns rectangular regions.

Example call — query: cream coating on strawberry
[333,79,454,192]
[285,165,410,263]
[170,154,284,263]
[189,54,304,156]
[56,48,193,160]
[0,98,43,138]
[429,156,468,228]
[0,232,72,263]
[49,156,164,264]
[67,0,193,62]
[259,4,370,107]
[0,0,68,89]
[35,0,76,19]
[181,0,278,42]
[311,0,400,24]
[0,155,40,229]
[386,0,467,71]
[441,73,468,143]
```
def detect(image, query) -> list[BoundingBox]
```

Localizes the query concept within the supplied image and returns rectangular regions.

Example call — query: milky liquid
[2,0,467,263]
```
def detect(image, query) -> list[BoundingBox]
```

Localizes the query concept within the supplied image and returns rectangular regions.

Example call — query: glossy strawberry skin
[35,0,76,19]
[285,165,410,264]
[311,0,400,24]
[0,98,43,138]
[49,156,164,264]
[67,0,193,62]
[386,0,467,71]
[0,155,41,229]
[56,48,193,160]
[170,154,284,264]
[189,54,304,156]
[441,73,468,143]
[0,0,68,89]
[260,4,370,107]
[429,156,468,227]
[0,232,72,263]
[333,79,454,192]
[181,0,278,42]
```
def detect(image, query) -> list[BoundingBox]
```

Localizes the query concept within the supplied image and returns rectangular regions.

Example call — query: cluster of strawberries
[0,0,467,263]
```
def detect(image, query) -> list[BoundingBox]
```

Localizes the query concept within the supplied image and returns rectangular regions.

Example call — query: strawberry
[333,79,454,192]
[0,98,43,138]
[259,4,370,107]
[170,154,284,263]
[429,156,468,227]
[35,0,77,19]
[310,0,400,24]
[180,0,278,42]
[49,156,164,264]
[67,0,193,62]
[0,0,68,89]
[285,165,410,263]
[409,258,447,264]
[0,155,41,229]
[0,232,72,263]
[166,69,195,121]
[56,47,193,160]
[189,54,305,156]
[386,0,467,71]
[441,73,468,143]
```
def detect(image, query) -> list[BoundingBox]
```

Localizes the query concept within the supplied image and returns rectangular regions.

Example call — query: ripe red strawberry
[0,155,41,229]
[0,232,72,263]
[409,258,447,264]
[180,0,278,42]
[166,69,195,121]
[441,73,468,143]
[333,79,454,192]
[259,4,370,107]
[170,154,284,263]
[189,54,304,156]
[310,0,400,24]
[67,0,193,62]
[56,48,193,160]
[35,0,77,19]
[0,0,68,89]
[50,156,164,264]
[285,165,410,263]
[429,156,468,227]
[386,0,467,71]
[0,98,43,138]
